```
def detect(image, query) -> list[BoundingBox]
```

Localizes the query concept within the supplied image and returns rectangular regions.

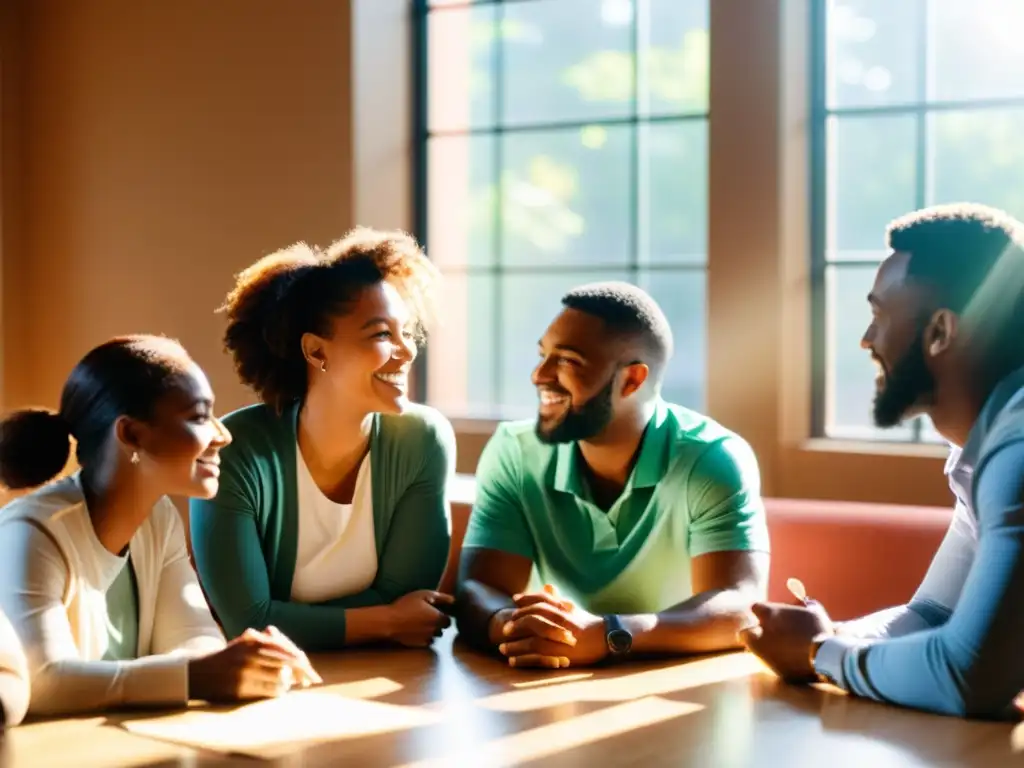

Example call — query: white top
[290,449,377,604]
[0,474,225,717]
[0,608,29,726]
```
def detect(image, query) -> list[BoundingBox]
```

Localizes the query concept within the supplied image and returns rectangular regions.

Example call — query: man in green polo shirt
[455,282,770,669]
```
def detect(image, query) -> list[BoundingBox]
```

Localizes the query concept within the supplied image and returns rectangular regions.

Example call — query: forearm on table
[29,655,191,716]
[455,579,516,650]
[338,605,396,646]
[220,598,390,652]
[623,588,755,655]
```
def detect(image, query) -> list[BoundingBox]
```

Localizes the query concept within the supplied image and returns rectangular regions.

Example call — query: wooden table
[3,630,1021,767]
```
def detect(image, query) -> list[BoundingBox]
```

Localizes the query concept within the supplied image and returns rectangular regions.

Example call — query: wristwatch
[603,614,633,659]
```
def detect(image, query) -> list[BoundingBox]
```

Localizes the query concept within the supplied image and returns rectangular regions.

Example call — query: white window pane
[500,125,632,269]
[828,114,917,259]
[826,0,922,109]
[640,0,709,116]
[427,4,497,132]
[502,0,634,126]
[640,120,707,266]
[426,272,496,418]
[930,0,1024,102]
[929,109,1024,222]
[638,269,705,410]
[427,135,495,269]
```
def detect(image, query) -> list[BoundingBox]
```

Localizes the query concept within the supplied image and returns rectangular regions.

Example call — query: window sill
[777,439,951,507]
[798,437,949,460]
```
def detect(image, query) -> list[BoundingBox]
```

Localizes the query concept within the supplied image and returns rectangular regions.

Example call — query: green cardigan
[188,401,455,652]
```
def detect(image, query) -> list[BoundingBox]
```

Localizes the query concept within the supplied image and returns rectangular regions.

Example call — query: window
[417,0,709,420]
[813,0,1024,442]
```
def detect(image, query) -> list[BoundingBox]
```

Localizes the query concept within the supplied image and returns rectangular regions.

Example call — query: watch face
[607,628,632,654]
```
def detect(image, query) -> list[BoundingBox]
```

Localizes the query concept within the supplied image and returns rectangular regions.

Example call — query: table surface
[2,630,1022,768]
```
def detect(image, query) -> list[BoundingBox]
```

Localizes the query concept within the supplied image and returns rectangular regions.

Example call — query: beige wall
[2,0,356,415]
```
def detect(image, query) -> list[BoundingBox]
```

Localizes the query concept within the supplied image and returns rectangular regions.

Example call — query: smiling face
[532,308,648,444]
[862,251,942,427]
[302,280,418,416]
[122,361,232,499]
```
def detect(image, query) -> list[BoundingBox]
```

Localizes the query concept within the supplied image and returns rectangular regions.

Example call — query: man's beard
[535,375,615,445]
[873,326,936,428]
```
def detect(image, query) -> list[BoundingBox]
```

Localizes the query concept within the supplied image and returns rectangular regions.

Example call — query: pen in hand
[786,577,818,607]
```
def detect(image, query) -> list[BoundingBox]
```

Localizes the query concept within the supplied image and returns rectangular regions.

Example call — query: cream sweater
[0,475,225,717]
[0,608,29,726]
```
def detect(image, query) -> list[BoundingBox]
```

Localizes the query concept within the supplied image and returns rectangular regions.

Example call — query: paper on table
[121,690,440,759]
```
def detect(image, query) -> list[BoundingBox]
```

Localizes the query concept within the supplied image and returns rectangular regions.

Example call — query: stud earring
[130,451,140,465]
[320,360,328,373]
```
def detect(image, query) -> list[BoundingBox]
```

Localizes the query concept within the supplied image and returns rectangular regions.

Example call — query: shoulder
[659,402,759,479]
[478,419,551,479]
[0,474,86,532]
[974,434,1024,504]
[485,419,543,458]
[0,476,88,573]
[217,402,294,480]
[379,403,455,455]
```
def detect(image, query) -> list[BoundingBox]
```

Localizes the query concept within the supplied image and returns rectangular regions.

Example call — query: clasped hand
[495,585,606,669]
[737,601,834,683]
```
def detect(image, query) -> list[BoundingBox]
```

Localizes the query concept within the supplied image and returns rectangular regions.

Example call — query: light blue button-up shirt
[814,366,1024,718]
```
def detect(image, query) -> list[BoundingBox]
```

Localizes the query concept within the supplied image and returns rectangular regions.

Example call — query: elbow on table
[22,664,74,718]
[943,683,1020,721]
[920,653,1019,720]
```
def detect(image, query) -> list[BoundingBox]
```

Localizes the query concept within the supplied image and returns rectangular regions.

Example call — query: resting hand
[737,602,831,683]
[388,590,454,647]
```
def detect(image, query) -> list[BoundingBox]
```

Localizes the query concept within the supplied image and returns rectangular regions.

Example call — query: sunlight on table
[398,696,703,768]
[477,652,767,712]
[121,689,438,759]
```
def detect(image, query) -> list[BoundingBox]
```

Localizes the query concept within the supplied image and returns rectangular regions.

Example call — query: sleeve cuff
[813,635,873,690]
[123,655,190,707]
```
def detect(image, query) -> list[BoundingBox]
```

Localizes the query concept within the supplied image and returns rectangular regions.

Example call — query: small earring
[320,360,328,373]
[130,451,140,465]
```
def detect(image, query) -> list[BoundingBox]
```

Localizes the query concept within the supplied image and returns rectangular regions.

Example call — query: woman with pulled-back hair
[0,335,319,718]
[190,227,455,652]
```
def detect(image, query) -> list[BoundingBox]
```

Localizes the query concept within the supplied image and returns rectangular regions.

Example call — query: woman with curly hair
[190,228,456,652]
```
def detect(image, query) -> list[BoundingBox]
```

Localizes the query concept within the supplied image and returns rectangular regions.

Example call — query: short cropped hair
[219,227,439,413]
[886,202,1024,375]
[561,281,673,380]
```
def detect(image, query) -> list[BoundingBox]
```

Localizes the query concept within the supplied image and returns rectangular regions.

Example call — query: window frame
[413,0,711,423]
[404,0,952,506]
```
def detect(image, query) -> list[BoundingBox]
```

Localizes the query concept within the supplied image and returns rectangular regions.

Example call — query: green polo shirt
[462,399,769,614]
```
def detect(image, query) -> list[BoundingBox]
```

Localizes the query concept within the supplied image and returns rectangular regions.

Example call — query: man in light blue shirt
[741,203,1024,719]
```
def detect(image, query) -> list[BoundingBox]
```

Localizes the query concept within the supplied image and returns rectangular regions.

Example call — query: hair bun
[0,408,73,490]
